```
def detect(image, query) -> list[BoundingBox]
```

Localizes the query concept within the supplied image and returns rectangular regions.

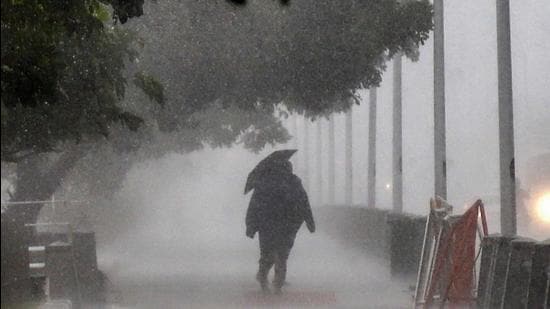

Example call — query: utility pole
[345,109,353,205]
[496,0,516,236]
[367,88,377,209]
[316,120,323,206]
[434,0,447,200]
[291,114,299,169]
[304,118,310,194]
[328,114,336,205]
[393,55,403,213]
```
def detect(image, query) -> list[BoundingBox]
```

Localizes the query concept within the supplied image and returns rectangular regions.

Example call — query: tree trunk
[1,145,86,303]
[6,144,88,225]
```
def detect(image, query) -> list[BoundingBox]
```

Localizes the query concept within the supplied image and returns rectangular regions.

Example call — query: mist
[290,0,549,236]
[2,0,549,307]
[98,147,410,307]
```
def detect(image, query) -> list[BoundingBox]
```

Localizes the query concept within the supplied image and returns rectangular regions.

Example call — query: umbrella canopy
[244,149,297,194]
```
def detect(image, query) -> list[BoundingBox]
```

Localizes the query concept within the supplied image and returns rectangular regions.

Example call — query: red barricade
[424,200,488,308]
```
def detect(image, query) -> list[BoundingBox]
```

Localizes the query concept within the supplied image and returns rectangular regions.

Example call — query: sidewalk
[102,232,413,308]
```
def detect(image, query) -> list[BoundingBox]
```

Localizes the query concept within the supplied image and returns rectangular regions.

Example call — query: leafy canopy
[0,0,161,162]
[137,0,432,137]
[1,0,433,162]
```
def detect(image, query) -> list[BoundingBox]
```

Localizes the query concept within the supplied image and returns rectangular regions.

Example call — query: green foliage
[1,0,434,229]
[138,0,433,131]
[92,2,112,22]
[133,71,165,105]
[98,0,433,159]
[0,0,151,162]
[1,0,432,164]
[189,103,290,152]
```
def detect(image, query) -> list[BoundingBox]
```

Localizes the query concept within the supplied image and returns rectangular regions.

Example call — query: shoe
[256,272,270,293]
[272,280,283,295]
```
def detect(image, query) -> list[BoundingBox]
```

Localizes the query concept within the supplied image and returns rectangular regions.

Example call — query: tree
[132,0,431,123]
[0,1,154,162]
[1,2,433,302]
[1,0,433,227]
[50,0,432,235]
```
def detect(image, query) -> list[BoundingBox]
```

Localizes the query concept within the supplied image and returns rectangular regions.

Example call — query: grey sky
[283,0,549,235]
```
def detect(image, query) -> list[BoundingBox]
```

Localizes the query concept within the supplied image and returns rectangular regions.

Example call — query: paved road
[101,231,413,308]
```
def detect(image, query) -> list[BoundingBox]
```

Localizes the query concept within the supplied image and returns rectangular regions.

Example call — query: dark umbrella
[244,149,297,194]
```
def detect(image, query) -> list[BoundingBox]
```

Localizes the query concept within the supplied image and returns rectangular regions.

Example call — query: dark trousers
[257,232,295,290]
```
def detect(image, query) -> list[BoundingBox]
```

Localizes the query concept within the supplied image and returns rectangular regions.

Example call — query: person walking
[244,150,315,294]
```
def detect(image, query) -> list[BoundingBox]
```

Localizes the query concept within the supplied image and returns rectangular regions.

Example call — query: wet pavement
[101,232,413,308]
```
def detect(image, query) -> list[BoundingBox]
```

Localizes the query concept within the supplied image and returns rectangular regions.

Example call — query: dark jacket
[246,172,315,243]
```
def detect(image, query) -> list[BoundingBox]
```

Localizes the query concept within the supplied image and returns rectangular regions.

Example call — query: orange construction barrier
[424,200,488,308]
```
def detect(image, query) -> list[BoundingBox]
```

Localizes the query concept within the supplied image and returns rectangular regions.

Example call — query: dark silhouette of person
[245,161,315,294]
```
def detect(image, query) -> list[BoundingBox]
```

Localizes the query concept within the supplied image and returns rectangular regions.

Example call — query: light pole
[367,88,377,209]
[434,0,447,201]
[316,119,323,205]
[393,55,403,213]
[328,114,336,205]
[304,118,310,194]
[345,109,353,205]
[496,0,516,236]
[292,114,299,169]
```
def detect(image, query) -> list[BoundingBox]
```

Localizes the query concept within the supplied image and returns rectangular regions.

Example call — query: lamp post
[367,88,377,209]
[316,120,323,205]
[496,0,516,236]
[304,118,310,194]
[329,114,336,205]
[433,0,447,201]
[345,109,353,205]
[393,55,403,213]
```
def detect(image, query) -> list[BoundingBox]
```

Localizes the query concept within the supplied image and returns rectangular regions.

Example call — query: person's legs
[257,254,274,291]
[272,245,291,294]
[257,234,275,292]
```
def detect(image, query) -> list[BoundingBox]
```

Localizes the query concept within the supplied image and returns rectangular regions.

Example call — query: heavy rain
[1,0,549,308]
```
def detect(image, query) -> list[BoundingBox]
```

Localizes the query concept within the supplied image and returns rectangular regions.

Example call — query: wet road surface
[101,231,413,308]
